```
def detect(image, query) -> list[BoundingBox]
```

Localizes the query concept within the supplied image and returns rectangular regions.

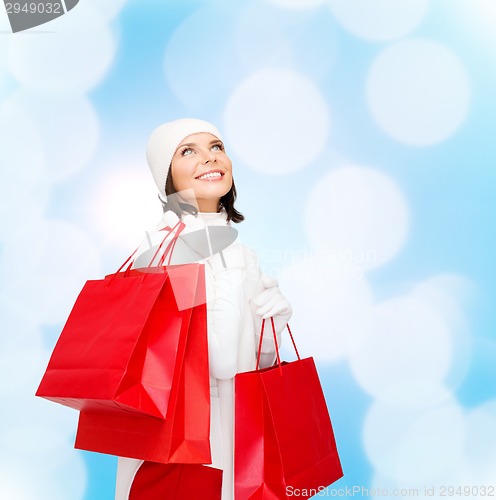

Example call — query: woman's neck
[197,200,220,213]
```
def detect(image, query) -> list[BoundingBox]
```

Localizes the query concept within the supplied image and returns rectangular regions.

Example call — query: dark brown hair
[160,169,245,223]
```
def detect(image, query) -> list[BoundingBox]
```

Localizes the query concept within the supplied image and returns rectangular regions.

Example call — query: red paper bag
[129,462,222,500]
[234,319,343,499]
[36,262,200,418]
[36,221,191,417]
[74,264,211,464]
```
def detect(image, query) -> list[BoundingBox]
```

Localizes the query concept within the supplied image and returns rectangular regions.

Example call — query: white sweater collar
[156,209,229,232]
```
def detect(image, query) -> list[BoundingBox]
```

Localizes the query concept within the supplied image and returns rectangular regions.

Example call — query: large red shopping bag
[36,221,192,418]
[235,318,343,499]
[74,263,212,464]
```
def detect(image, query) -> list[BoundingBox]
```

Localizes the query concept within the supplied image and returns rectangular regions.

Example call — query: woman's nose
[201,150,216,164]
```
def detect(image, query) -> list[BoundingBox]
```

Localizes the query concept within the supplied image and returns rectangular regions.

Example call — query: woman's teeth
[197,172,222,180]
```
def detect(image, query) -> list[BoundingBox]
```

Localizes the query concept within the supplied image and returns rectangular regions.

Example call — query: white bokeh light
[85,0,128,20]
[163,5,240,111]
[0,467,37,500]
[0,12,10,101]
[367,39,471,146]
[0,446,87,500]
[0,309,79,440]
[394,403,465,482]
[0,100,44,195]
[6,89,100,182]
[410,274,474,390]
[0,220,101,325]
[265,0,326,10]
[364,395,465,483]
[233,6,293,74]
[234,3,338,82]
[224,69,330,174]
[0,349,85,498]
[1,389,79,438]
[454,0,496,53]
[0,2,10,41]
[463,400,496,481]
[368,474,407,497]
[370,462,477,496]
[0,348,49,397]
[305,166,409,270]
[367,378,459,412]
[3,425,67,455]
[7,3,116,92]
[0,301,43,352]
[328,0,430,41]
[0,100,51,239]
[0,66,8,97]
[470,0,496,22]
[0,175,51,240]
[88,166,163,250]
[278,251,373,362]
[349,295,452,400]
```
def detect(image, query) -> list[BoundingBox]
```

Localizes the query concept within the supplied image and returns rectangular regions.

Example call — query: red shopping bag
[74,263,211,464]
[129,462,222,500]
[234,318,343,499]
[36,222,192,418]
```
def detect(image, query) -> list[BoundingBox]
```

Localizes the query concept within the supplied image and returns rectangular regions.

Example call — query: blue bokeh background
[0,0,495,498]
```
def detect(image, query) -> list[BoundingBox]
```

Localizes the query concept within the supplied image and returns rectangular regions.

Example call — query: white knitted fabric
[146,118,223,197]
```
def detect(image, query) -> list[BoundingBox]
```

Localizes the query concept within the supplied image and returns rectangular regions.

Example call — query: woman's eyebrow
[177,139,222,149]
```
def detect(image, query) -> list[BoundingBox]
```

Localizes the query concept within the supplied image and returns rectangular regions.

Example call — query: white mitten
[253,275,292,326]
[252,274,292,364]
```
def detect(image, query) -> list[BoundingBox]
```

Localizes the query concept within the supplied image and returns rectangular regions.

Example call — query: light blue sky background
[0,0,495,498]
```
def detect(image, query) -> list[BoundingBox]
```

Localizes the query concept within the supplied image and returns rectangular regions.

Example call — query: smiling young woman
[170,133,232,211]
[114,118,293,500]
[163,131,244,222]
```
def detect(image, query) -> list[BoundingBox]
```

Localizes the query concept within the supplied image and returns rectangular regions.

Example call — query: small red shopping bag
[129,462,222,500]
[235,319,343,499]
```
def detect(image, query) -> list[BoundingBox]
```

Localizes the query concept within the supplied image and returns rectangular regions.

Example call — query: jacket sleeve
[203,245,246,380]
[205,245,281,376]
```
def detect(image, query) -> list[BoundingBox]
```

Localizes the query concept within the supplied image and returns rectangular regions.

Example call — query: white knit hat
[146,118,223,198]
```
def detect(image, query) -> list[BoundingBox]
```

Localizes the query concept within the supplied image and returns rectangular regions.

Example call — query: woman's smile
[195,169,225,181]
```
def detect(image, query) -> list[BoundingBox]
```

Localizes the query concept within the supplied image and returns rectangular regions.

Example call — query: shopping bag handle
[256,318,300,373]
[150,220,186,268]
[114,220,186,276]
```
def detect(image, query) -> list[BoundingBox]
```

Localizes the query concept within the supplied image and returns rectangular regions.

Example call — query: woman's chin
[195,182,231,199]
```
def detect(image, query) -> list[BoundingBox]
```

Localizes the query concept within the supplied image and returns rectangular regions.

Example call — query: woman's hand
[252,274,292,365]
[253,275,292,322]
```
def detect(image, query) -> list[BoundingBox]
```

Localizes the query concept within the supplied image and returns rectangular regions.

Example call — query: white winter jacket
[115,210,291,500]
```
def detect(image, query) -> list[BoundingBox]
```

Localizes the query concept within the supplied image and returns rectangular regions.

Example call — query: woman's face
[170,132,233,212]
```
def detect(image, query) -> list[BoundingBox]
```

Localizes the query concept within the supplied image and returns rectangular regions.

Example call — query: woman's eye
[211,143,223,152]
[181,147,193,156]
